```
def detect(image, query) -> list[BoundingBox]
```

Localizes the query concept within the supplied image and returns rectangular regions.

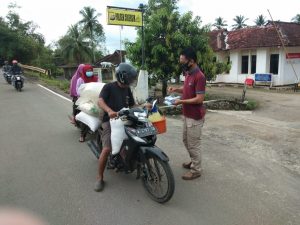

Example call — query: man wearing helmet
[95,63,137,192]
[11,60,22,75]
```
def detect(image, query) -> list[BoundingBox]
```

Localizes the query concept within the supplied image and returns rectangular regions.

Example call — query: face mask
[181,61,191,72]
[86,71,93,77]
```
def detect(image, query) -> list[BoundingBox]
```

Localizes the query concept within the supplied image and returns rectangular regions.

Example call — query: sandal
[79,136,85,142]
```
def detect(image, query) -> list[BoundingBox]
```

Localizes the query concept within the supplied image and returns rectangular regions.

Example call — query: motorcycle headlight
[126,129,146,144]
[131,135,147,144]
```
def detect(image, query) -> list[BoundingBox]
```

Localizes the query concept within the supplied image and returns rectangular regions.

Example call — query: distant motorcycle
[4,72,12,84]
[11,72,24,91]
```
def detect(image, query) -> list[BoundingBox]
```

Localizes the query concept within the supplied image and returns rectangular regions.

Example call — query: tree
[0,3,46,64]
[213,17,227,30]
[232,15,248,30]
[58,24,92,64]
[79,6,105,63]
[126,0,228,96]
[291,14,300,23]
[254,15,267,26]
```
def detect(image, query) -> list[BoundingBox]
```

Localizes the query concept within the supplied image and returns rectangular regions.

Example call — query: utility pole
[120,26,123,63]
[139,3,145,69]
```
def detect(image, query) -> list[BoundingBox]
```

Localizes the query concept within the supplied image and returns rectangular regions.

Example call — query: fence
[20,64,48,75]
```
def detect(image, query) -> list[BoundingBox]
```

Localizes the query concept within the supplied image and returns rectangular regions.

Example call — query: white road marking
[37,84,72,102]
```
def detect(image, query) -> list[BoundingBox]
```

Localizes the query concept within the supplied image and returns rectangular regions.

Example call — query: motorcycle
[4,72,12,84]
[87,107,175,203]
[11,72,24,91]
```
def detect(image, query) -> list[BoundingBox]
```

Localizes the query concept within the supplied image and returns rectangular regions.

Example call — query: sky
[0,0,299,54]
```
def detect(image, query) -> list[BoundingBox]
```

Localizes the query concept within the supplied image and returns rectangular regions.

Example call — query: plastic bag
[164,95,181,106]
[148,112,163,123]
[75,111,101,132]
[77,101,99,116]
[76,82,105,118]
[110,118,127,155]
[76,82,105,105]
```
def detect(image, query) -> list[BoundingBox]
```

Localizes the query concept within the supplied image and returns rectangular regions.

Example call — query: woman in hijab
[76,64,98,142]
[69,64,85,124]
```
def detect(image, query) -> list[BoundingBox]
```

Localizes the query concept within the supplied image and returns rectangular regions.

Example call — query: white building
[209,22,300,86]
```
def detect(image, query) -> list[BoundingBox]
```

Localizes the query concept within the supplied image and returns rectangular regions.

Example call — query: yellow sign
[107,7,142,27]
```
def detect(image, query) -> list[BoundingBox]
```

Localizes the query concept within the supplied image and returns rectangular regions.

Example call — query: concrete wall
[281,47,300,85]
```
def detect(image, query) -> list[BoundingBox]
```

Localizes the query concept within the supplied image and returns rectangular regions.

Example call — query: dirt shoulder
[194,87,300,175]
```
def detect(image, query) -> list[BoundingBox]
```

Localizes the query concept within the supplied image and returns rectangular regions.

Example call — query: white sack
[75,111,101,132]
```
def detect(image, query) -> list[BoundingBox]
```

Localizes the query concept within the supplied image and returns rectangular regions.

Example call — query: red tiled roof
[209,22,300,51]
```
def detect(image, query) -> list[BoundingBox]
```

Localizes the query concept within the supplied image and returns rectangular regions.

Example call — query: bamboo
[267,9,299,86]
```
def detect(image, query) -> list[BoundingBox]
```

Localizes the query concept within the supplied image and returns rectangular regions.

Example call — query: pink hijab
[69,64,85,97]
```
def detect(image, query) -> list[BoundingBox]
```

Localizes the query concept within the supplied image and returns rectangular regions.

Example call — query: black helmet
[116,63,137,85]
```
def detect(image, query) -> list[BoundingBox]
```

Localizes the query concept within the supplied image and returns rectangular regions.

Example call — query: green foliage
[58,24,92,64]
[26,71,70,93]
[232,15,248,30]
[79,6,105,63]
[56,6,105,65]
[0,3,57,72]
[254,15,267,26]
[213,17,228,30]
[245,100,258,110]
[292,14,300,23]
[125,0,228,96]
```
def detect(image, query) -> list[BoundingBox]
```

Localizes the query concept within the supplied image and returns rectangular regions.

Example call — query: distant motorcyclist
[11,60,22,75]
[3,61,11,73]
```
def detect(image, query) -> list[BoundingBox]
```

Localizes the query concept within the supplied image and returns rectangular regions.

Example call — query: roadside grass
[245,100,258,110]
[25,71,70,93]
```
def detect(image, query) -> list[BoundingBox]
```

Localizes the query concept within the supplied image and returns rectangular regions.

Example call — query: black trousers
[80,123,89,138]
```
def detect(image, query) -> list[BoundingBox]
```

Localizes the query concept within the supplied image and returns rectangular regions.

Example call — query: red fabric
[81,64,97,83]
[182,67,206,120]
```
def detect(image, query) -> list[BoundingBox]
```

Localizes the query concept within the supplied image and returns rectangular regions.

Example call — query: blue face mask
[86,71,93,77]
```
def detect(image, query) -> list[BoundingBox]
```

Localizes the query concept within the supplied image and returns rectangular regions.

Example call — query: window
[227,56,230,64]
[270,54,279,74]
[251,55,256,74]
[241,55,249,74]
[226,56,231,73]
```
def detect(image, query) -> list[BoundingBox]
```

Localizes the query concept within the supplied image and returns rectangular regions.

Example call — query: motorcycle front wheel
[142,155,175,203]
[17,84,22,92]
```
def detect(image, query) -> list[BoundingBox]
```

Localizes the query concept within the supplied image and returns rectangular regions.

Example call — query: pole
[267,9,299,90]
[120,26,123,63]
[139,3,145,69]
[142,22,145,68]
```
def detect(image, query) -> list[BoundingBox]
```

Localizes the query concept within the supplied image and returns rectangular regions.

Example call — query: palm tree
[59,24,92,64]
[213,17,228,30]
[291,14,300,23]
[79,6,104,63]
[232,15,248,30]
[254,15,267,26]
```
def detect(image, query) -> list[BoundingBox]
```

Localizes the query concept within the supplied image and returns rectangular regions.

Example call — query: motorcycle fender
[139,146,169,162]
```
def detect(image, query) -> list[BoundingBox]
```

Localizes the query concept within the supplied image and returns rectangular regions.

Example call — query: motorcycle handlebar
[118,109,139,121]
[118,109,129,117]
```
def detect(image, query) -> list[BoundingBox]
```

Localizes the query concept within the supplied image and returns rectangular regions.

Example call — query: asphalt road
[1,71,300,225]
